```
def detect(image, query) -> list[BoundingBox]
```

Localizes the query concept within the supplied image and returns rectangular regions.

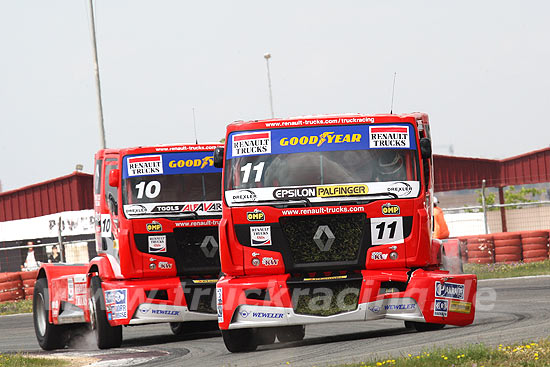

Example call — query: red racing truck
[213,113,477,352]
[33,144,223,349]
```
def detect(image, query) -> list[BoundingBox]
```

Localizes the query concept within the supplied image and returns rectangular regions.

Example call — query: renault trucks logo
[369,126,409,148]
[146,221,162,232]
[313,225,335,251]
[127,155,163,176]
[279,131,362,147]
[232,132,271,157]
[201,236,219,258]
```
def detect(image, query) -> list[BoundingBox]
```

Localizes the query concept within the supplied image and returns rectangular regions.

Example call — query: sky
[1,1,549,192]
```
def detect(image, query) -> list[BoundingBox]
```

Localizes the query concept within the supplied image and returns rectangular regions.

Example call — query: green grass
[463,259,550,280]
[336,338,550,367]
[0,299,33,315]
[0,353,69,367]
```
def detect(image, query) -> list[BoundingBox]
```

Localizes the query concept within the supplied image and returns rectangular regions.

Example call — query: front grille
[280,213,365,265]
[173,226,220,275]
[181,279,217,314]
[287,276,362,316]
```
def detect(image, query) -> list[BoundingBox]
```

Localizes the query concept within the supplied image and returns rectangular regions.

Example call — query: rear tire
[33,278,68,350]
[408,321,445,332]
[89,276,122,349]
[276,325,306,343]
[221,328,258,352]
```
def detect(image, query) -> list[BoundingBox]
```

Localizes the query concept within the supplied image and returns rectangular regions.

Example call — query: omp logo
[246,209,265,221]
[313,225,335,252]
[168,156,214,169]
[279,131,362,147]
[316,184,368,198]
[146,221,162,232]
[381,203,400,215]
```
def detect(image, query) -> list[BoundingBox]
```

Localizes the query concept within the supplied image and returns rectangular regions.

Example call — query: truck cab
[33,144,223,350]
[214,113,477,352]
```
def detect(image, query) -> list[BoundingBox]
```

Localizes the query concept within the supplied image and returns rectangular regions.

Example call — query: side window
[94,159,103,195]
[104,158,119,214]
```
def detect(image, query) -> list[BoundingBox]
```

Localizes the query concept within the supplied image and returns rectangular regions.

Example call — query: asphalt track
[0,276,548,367]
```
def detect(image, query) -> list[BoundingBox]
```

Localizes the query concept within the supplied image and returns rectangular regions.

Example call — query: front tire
[89,276,122,349]
[221,328,258,352]
[406,321,445,332]
[276,325,305,343]
[33,278,68,350]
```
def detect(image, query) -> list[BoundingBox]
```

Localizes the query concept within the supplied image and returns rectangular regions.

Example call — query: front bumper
[216,269,476,330]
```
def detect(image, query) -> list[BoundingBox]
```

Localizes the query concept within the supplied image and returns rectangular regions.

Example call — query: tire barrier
[464,235,494,264]
[0,271,38,302]
[457,230,550,265]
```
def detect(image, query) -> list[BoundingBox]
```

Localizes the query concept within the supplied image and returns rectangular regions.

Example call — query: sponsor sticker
[127,155,163,177]
[216,288,223,323]
[104,289,128,320]
[246,209,265,221]
[371,251,388,260]
[125,204,147,215]
[158,261,172,269]
[369,125,410,148]
[273,187,316,199]
[67,277,74,301]
[231,190,258,203]
[387,182,413,196]
[449,300,472,314]
[381,203,400,215]
[146,221,162,232]
[316,184,368,198]
[148,235,167,253]
[232,131,271,157]
[192,279,218,284]
[250,226,272,246]
[261,257,279,266]
[435,281,465,300]
[434,299,448,317]
[182,202,222,213]
[384,303,416,311]
[303,275,348,281]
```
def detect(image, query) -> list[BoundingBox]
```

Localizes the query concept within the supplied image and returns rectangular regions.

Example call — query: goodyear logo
[279,132,362,147]
[449,300,471,314]
[168,156,213,169]
[381,203,400,215]
[146,221,162,232]
[247,209,265,222]
[316,184,368,198]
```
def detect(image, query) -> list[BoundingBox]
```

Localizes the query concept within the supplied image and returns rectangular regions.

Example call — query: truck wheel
[256,327,276,345]
[221,328,258,352]
[170,322,186,336]
[89,276,122,349]
[406,321,445,332]
[33,278,68,350]
[276,325,306,343]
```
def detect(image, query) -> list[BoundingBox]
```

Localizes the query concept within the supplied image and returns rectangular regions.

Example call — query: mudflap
[406,269,476,326]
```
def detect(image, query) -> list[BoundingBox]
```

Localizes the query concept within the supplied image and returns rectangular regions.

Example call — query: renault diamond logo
[313,225,335,252]
[201,236,219,258]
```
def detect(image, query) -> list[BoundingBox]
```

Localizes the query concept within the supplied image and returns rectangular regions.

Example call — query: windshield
[224,124,420,206]
[122,151,222,218]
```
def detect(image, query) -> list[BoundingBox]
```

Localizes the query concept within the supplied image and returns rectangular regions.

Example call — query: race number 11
[370,217,404,245]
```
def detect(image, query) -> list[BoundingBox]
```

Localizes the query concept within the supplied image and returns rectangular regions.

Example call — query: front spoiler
[216,269,477,330]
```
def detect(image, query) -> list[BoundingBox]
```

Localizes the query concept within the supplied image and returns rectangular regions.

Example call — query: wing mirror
[213,147,224,169]
[420,138,432,159]
[108,168,120,187]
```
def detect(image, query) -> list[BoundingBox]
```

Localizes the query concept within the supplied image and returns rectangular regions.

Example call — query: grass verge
[463,259,550,280]
[338,338,550,367]
[0,299,33,315]
[0,353,70,367]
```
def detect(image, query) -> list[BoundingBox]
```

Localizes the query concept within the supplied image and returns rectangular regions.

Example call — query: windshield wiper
[180,211,199,218]
[328,192,399,204]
